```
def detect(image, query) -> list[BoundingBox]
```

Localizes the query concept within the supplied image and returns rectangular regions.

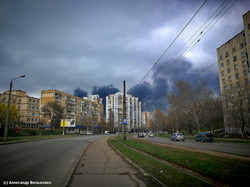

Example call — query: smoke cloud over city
[74,87,88,98]
[128,58,220,112]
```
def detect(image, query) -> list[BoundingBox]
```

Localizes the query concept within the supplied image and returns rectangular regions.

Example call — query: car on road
[104,130,110,135]
[148,132,155,138]
[170,133,185,141]
[195,132,213,143]
[138,132,144,138]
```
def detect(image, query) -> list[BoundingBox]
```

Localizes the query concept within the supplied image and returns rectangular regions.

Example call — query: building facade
[0,90,40,128]
[40,90,103,128]
[106,92,142,132]
[142,111,151,129]
[217,10,250,133]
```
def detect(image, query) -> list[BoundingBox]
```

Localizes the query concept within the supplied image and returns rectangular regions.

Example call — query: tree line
[151,79,224,135]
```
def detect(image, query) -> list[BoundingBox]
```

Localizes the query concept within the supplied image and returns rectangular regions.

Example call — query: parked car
[170,133,185,141]
[148,132,155,138]
[104,130,110,135]
[195,132,213,143]
[138,132,144,138]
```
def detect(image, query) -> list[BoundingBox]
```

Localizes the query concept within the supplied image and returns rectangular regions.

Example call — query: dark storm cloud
[0,0,249,100]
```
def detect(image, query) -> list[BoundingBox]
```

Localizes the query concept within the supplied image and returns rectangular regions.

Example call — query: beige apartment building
[142,111,152,129]
[40,90,103,128]
[217,10,250,134]
[0,90,40,128]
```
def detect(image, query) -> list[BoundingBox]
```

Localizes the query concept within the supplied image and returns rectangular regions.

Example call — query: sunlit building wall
[217,10,250,133]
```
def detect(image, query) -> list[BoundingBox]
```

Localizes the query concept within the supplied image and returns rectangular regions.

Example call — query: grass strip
[0,134,80,143]
[110,138,212,187]
[122,138,250,186]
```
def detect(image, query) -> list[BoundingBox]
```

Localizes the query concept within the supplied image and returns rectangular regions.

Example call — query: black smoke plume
[92,84,120,113]
[128,58,220,112]
[74,87,88,98]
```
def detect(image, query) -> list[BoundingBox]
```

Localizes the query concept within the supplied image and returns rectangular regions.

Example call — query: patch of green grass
[0,134,79,143]
[111,137,250,186]
[110,138,211,187]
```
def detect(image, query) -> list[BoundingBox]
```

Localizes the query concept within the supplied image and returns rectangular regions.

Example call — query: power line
[158,0,237,78]
[139,0,208,83]
[153,0,230,77]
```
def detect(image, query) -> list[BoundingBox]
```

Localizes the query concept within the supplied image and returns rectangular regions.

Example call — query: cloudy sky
[1,0,249,111]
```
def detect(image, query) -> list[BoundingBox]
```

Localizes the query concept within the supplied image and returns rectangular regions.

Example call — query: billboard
[60,119,76,127]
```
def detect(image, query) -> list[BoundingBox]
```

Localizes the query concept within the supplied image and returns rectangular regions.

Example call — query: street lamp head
[20,75,26,78]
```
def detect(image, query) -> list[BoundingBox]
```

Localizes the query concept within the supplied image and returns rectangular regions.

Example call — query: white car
[104,130,110,135]
[148,133,155,138]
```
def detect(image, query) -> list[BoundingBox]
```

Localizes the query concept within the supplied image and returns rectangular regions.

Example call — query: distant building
[216,10,250,133]
[83,95,103,104]
[0,90,40,129]
[106,92,142,132]
[142,111,151,129]
[40,90,103,127]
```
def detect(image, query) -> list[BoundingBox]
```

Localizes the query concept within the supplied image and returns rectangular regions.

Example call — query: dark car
[195,132,213,143]
[138,132,144,138]
[170,133,185,141]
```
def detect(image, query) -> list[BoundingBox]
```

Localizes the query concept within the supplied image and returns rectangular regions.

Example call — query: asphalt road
[0,135,103,187]
[138,135,250,157]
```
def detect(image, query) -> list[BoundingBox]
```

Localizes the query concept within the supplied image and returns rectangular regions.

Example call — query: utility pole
[3,75,25,142]
[122,80,126,141]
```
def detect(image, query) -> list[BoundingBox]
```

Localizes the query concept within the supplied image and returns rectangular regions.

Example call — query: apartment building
[0,90,40,128]
[106,92,142,131]
[40,90,103,127]
[217,10,250,133]
[142,111,151,129]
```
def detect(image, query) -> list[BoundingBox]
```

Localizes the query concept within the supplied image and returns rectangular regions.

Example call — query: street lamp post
[3,75,25,142]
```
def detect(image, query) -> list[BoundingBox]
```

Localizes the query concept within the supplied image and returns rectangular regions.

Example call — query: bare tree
[222,86,249,136]
[41,102,63,129]
[167,79,213,132]
[154,110,165,134]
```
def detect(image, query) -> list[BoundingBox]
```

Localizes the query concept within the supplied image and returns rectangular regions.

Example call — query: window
[237,82,240,87]
[240,42,244,48]
[235,73,239,79]
[234,64,238,70]
[221,63,224,67]
[227,68,231,73]
[244,69,248,76]
[228,76,232,81]
[226,59,230,65]
[241,51,246,57]
[225,51,229,57]
[220,55,223,60]
[233,56,237,62]
[232,47,236,53]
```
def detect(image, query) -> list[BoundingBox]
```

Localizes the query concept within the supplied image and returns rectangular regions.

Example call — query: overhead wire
[139,0,208,83]
[153,0,229,77]
[157,0,238,79]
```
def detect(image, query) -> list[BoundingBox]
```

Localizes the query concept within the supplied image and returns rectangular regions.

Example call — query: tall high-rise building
[217,10,250,133]
[106,92,142,131]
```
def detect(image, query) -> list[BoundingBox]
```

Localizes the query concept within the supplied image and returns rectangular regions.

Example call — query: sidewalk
[69,136,147,187]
